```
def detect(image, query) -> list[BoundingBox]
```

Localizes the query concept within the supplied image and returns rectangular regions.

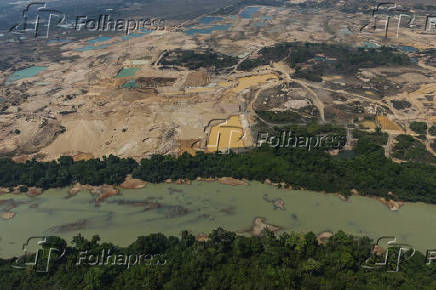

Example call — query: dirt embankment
[164,177,248,186]
[217,177,248,186]
[350,188,404,211]
[1,212,15,220]
[262,194,286,210]
[377,197,404,211]
[317,231,333,245]
[69,183,120,202]
[0,188,10,195]
[249,217,281,236]
[0,199,17,220]
[1,176,406,213]
[264,179,292,189]
[164,178,192,185]
[0,187,43,220]
[195,233,210,242]
[337,194,349,202]
[119,175,148,189]
[0,186,43,196]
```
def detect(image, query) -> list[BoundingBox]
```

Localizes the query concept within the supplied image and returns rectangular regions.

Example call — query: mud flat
[194,177,248,186]
[217,177,248,186]
[1,212,15,220]
[0,186,42,196]
[68,183,120,202]
[248,217,281,236]
[27,187,43,196]
[231,74,278,93]
[119,175,148,189]
[0,188,10,195]
[317,231,333,245]
[377,197,404,211]
[376,116,404,132]
[263,193,286,209]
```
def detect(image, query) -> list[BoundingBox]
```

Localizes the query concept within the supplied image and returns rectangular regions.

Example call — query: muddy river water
[1,181,436,258]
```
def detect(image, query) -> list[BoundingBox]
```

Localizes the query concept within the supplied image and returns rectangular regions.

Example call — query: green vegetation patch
[256,110,307,124]
[391,100,412,110]
[294,66,323,82]
[410,121,427,135]
[392,134,435,164]
[353,129,388,147]
[429,125,436,136]
[238,42,409,82]
[161,49,238,70]
[431,141,436,152]
[1,230,436,289]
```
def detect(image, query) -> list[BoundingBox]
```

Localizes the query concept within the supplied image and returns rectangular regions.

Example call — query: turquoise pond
[358,42,418,52]
[75,36,114,52]
[121,80,138,88]
[35,82,51,86]
[251,16,273,27]
[314,56,336,64]
[76,31,152,51]
[198,16,223,25]
[116,68,140,78]
[76,44,113,52]
[252,21,267,27]
[240,7,260,19]
[122,30,153,40]
[185,24,232,35]
[395,45,418,53]
[8,66,48,82]
[252,20,273,27]
[87,36,112,44]
[361,41,380,49]
[47,39,72,44]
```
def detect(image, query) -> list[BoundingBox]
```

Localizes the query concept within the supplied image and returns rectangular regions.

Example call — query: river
[1,181,436,258]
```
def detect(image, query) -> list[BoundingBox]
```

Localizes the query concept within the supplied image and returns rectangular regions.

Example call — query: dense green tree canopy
[1,230,435,289]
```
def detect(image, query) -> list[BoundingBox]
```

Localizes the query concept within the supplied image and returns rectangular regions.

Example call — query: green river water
[1,181,436,258]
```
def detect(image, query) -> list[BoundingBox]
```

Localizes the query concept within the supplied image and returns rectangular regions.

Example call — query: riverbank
[0,174,407,219]
[2,144,435,205]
